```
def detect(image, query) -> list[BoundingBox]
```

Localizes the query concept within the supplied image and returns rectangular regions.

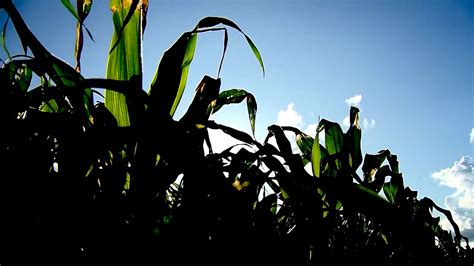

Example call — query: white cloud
[363,118,376,130]
[274,104,322,153]
[432,156,474,244]
[470,128,474,144]
[342,94,375,130]
[304,123,318,137]
[345,94,362,107]
[276,102,302,128]
[342,116,350,127]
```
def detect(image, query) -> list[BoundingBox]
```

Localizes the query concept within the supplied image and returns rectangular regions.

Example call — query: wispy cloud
[345,94,362,107]
[363,118,376,129]
[304,123,318,137]
[275,103,322,153]
[432,155,474,244]
[470,128,474,144]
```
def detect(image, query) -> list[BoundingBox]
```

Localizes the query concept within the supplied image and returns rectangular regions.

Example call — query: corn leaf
[345,106,362,170]
[148,33,197,118]
[295,131,313,165]
[105,0,144,127]
[212,88,248,113]
[196,17,264,76]
[206,120,261,147]
[312,131,321,177]
[362,150,390,182]
[180,75,221,124]
[4,1,92,124]
[267,125,292,158]
[246,93,257,137]
[319,119,343,170]
[1,17,11,59]
[383,182,398,204]
[148,16,264,119]
[60,0,80,21]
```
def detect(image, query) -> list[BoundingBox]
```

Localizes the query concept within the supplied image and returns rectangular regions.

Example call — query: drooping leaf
[210,88,257,137]
[1,16,11,59]
[195,17,264,76]
[206,120,260,147]
[422,197,470,247]
[148,16,264,119]
[217,27,228,77]
[280,126,313,165]
[246,93,257,137]
[4,1,93,124]
[212,88,247,113]
[297,133,313,163]
[371,165,391,192]
[361,150,390,183]
[267,125,292,159]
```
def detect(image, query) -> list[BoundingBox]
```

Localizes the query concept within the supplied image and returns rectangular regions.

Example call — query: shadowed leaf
[246,93,257,137]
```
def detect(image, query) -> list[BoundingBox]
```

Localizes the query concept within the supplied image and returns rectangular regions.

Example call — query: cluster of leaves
[0,0,472,264]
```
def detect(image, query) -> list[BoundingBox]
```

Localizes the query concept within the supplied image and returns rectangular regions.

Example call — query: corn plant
[0,0,472,265]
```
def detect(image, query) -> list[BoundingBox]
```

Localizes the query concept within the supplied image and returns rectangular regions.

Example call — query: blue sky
[1,0,473,242]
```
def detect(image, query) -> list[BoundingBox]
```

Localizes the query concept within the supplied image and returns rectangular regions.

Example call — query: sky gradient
[1,0,473,243]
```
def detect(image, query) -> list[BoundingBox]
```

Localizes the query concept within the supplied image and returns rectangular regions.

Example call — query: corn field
[0,0,472,265]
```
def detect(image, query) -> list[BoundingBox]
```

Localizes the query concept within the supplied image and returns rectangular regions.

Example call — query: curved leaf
[4,1,93,124]
[195,17,264,76]
[246,93,257,137]
[362,150,390,182]
[212,88,247,113]
[148,16,264,119]
[206,120,261,148]
[1,16,11,59]
[267,125,292,158]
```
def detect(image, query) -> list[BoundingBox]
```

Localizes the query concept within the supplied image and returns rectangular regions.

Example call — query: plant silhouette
[0,1,472,265]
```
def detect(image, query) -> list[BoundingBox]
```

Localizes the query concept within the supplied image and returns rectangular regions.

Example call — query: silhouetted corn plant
[0,0,472,265]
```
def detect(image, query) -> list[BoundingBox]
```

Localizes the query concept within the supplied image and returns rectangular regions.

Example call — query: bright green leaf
[60,0,80,21]
[383,182,398,204]
[312,131,321,177]
[105,0,144,127]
